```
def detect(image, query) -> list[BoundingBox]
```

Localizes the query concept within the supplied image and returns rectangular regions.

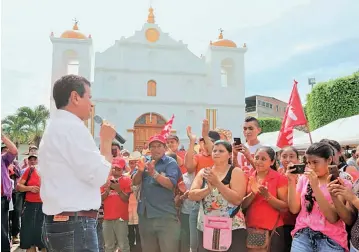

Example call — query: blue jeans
[189,202,200,252]
[43,215,98,252]
[291,227,345,252]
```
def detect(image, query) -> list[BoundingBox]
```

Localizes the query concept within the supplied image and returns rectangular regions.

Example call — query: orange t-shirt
[194,154,214,174]
[245,169,288,230]
[21,167,42,203]
[101,176,132,221]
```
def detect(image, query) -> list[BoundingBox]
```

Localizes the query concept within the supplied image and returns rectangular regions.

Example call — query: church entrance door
[133,113,166,151]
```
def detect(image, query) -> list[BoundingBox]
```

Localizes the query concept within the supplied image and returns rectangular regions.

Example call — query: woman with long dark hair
[287,142,349,251]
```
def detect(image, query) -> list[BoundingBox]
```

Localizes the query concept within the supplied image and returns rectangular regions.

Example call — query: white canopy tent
[293,114,359,149]
[258,129,307,151]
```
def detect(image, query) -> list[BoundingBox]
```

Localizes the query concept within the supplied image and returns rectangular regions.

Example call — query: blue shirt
[137,155,181,218]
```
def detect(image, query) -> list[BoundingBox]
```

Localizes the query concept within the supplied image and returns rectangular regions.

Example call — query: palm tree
[16,105,50,147]
[1,115,30,147]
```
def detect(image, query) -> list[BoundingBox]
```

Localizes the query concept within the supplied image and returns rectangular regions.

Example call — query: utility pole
[308,77,316,90]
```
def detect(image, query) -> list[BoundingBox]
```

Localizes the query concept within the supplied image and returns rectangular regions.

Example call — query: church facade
[49,8,247,150]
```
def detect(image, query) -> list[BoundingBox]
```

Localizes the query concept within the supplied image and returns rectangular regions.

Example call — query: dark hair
[255,146,277,170]
[304,142,334,213]
[244,116,260,128]
[53,75,91,109]
[112,142,121,149]
[305,142,334,160]
[167,135,179,142]
[319,139,341,152]
[279,146,299,159]
[208,131,221,142]
[213,140,232,164]
[352,149,357,155]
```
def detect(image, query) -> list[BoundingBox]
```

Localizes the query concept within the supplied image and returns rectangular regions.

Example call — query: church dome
[211,30,237,48]
[60,21,87,39]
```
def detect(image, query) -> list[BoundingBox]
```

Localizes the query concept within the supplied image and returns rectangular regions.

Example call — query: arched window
[147,80,157,96]
[220,58,234,87]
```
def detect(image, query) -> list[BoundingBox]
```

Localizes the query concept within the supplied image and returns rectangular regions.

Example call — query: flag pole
[306,123,313,144]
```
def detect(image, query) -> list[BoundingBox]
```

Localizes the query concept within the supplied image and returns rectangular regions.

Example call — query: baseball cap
[28,154,38,159]
[148,135,166,145]
[112,157,126,169]
[29,145,38,151]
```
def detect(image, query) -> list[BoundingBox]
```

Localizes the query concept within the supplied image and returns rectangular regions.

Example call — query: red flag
[160,114,175,139]
[277,80,307,148]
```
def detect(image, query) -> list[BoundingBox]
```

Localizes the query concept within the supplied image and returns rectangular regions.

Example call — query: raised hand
[202,119,210,138]
[99,120,116,142]
[304,169,319,189]
[137,157,146,172]
[186,126,197,142]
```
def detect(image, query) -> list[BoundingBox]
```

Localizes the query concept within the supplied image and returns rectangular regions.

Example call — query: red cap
[112,157,126,169]
[148,135,166,145]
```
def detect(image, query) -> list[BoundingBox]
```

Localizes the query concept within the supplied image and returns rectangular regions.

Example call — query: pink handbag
[203,215,232,251]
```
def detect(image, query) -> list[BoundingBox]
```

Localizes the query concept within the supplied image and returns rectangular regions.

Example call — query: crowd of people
[1,74,359,252]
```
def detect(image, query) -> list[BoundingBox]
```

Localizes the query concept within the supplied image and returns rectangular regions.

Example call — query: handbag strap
[24,167,35,186]
[267,212,281,252]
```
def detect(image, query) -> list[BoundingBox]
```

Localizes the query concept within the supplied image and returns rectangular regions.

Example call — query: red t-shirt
[194,154,214,174]
[101,176,132,221]
[21,167,42,203]
[245,169,288,230]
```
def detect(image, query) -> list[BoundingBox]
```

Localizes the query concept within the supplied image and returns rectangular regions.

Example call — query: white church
[49,7,247,150]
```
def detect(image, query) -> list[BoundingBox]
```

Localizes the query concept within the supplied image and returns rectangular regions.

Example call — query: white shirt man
[39,74,115,252]
[39,110,111,214]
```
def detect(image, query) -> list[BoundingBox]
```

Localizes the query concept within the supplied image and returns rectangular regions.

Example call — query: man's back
[39,110,110,215]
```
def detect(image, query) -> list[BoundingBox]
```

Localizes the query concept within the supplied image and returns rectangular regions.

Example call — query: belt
[58,210,98,219]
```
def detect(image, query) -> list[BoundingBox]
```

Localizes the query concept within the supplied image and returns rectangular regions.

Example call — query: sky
[1,0,359,118]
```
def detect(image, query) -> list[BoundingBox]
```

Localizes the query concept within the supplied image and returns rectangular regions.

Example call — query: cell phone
[110,179,118,184]
[233,137,241,146]
[291,164,306,174]
[145,155,152,162]
[328,165,340,182]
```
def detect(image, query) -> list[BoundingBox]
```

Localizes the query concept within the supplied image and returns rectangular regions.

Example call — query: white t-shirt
[237,142,262,170]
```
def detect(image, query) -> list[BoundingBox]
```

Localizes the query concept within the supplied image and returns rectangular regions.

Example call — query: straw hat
[128,151,141,161]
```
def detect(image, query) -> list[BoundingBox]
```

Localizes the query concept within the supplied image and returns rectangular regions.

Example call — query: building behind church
[49,7,248,150]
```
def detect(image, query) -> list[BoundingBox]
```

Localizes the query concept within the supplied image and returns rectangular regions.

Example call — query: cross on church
[73,18,78,25]
[219,28,224,33]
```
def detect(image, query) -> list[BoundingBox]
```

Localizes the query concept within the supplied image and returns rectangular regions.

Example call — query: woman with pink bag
[189,140,247,252]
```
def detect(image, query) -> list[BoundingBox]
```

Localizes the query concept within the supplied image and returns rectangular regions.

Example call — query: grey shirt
[180,172,195,215]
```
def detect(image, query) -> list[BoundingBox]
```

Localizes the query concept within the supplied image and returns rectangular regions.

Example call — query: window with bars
[206,109,218,130]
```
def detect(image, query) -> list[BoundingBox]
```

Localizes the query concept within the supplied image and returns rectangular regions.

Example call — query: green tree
[1,105,50,147]
[258,118,282,133]
[306,71,359,130]
[1,115,29,147]
[17,105,50,147]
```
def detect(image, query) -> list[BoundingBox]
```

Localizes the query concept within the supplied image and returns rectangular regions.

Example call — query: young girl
[279,146,300,252]
[287,142,349,251]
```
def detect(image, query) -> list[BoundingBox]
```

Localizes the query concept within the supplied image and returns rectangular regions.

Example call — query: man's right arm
[65,123,115,187]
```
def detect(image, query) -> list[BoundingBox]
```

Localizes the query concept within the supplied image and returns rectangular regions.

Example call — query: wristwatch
[153,171,160,179]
